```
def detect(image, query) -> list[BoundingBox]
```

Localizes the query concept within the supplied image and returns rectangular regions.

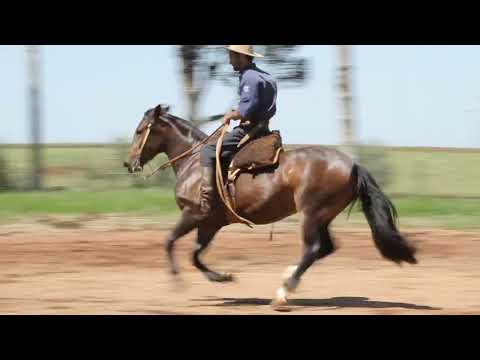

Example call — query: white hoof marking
[282,265,298,281]
[276,286,288,303]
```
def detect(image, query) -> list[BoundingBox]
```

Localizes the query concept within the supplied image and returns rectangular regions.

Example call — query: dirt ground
[1,222,480,315]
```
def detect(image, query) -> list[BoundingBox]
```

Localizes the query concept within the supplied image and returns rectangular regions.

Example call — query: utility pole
[337,45,356,160]
[26,45,43,190]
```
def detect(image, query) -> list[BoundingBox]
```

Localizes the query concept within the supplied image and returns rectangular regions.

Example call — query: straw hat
[226,45,264,58]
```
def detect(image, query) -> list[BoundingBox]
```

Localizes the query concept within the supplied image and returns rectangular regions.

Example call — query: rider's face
[229,51,250,72]
[229,51,241,71]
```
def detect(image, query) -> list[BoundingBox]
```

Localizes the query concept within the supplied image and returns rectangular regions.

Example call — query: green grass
[394,196,480,229]
[385,149,480,197]
[0,188,179,216]
[0,144,174,190]
[3,144,480,195]
[344,196,480,230]
[0,188,479,230]
[392,196,480,217]
[1,144,480,229]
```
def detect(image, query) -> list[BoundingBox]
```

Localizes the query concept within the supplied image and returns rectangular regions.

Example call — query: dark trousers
[200,126,248,167]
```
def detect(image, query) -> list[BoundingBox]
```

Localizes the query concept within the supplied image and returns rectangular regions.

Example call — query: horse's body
[125,105,417,310]
[176,145,355,223]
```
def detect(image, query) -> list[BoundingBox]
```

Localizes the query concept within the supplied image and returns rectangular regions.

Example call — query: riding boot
[200,166,216,215]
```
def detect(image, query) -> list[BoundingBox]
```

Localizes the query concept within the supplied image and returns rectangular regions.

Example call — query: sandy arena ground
[1,221,479,314]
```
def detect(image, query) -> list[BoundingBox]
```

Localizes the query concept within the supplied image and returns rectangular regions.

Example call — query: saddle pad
[229,130,283,172]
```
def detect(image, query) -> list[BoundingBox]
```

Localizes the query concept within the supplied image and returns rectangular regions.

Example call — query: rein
[141,118,225,180]
[215,124,255,228]
[138,114,255,228]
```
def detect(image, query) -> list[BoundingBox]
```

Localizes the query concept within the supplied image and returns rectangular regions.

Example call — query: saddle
[222,130,284,217]
[227,130,284,183]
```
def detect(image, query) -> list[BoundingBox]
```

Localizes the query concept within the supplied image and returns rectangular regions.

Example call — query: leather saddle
[220,130,283,214]
[227,130,284,183]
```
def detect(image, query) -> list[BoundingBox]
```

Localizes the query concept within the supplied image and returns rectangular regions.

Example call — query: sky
[1,45,480,148]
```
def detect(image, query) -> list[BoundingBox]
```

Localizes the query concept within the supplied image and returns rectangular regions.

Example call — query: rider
[199,45,278,215]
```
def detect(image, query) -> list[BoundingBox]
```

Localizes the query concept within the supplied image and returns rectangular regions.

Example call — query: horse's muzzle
[123,161,133,173]
[124,159,143,174]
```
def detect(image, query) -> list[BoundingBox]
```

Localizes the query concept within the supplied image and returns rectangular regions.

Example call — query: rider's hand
[223,115,232,126]
[223,110,240,126]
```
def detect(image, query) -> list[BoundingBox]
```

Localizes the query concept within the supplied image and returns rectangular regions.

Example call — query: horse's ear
[153,104,163,118]
[153,104,170,117]
[150,105,170,127]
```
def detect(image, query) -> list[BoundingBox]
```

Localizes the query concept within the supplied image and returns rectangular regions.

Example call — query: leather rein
[137,114,256,228]
[139,116,225,180]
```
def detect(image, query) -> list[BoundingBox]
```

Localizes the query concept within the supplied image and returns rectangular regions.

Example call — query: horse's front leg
[165,208,199,275]
[192,225,235,282]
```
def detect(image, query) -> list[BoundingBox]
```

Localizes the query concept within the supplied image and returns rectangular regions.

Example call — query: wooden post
[337,45,357,160]
[26,45,43,190]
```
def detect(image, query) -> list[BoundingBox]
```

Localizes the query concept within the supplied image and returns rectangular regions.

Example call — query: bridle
[137,121,153,157]
[136,113,256,228]
[137,115,225,179]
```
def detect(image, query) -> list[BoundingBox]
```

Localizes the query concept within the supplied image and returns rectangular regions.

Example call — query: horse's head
[123,104,171,173]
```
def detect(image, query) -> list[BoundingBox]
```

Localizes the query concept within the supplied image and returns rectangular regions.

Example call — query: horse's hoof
[270,287,292,312]
[270,299,292,312]
[206,272,236,283]
[215,273,235,283]
[223,273,235,282]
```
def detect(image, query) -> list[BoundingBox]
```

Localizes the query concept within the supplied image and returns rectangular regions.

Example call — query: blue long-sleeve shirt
[237,63,277,124]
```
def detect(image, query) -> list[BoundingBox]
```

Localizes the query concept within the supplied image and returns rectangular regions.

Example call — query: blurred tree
[176,45,310,125]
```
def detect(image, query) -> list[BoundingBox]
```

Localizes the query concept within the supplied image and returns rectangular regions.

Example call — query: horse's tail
[350,164,417,265]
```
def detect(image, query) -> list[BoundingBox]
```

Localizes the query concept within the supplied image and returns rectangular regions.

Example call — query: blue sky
[1,45,479,148]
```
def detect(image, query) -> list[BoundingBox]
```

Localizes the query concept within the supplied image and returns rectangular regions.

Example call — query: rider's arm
[223,72,262,126]
[237,73,262,121]
[222,110,242,125]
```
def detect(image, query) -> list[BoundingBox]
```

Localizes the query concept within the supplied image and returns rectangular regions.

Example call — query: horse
[123,104,417,310]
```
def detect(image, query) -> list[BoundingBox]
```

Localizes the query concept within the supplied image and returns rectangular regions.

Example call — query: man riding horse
[199,45,278,216]
[123,46,417,311]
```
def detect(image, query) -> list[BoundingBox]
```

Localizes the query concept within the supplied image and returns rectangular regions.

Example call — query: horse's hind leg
[192,225,234,283]
[285,226,335,287]
[272,214,336,309]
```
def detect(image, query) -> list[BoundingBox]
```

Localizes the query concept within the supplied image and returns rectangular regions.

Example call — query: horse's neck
[164,141,191,176]
[163,123,203,177]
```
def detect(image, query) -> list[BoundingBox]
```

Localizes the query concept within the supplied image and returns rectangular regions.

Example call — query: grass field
[1,144,479,229]
[0,189,478,230]
[3,144,480,195]
[0,144,175,190]
[385,148,480,197]
[0,188,178,216]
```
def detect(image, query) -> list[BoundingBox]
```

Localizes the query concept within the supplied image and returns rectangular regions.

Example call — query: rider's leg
[198,126,247,215]
[199,165,215,214]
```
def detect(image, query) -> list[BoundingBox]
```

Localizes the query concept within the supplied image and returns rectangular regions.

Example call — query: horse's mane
[164,113,208,142]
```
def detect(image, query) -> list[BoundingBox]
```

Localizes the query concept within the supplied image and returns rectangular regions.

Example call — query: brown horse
[124,104,417,310]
